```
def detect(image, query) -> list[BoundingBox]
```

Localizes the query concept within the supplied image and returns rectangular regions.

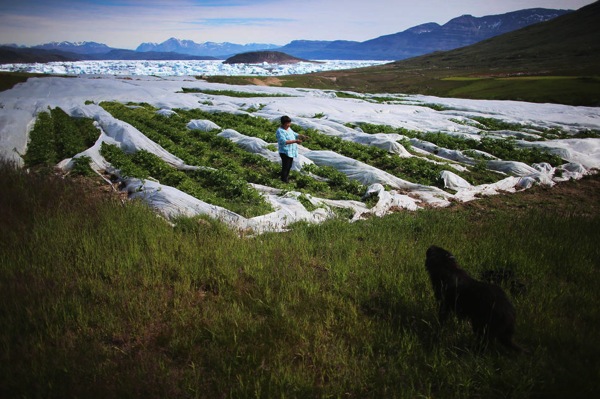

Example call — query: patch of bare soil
[449,173,600,218]
[67,172,129,204]
[250,77,283,86]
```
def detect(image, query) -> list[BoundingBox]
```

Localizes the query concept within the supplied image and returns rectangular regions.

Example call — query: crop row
[163,106,504,186]
[99,102,367,209]
[23,107,99,169]
[354,122,565,166]
[24,101,568,219]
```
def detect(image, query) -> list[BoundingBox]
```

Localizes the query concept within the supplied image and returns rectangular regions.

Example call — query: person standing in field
[276,115,306,183]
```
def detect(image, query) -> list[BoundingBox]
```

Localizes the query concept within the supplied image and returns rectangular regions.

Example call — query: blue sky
[0,0,595,49]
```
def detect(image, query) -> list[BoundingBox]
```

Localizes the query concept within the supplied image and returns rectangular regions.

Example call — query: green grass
[443,76,600,106]
[1,160,599,398]
[181,88,294,98]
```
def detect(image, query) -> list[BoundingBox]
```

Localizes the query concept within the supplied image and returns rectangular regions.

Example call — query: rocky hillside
[278,8,572,60]
[223,51,313,64]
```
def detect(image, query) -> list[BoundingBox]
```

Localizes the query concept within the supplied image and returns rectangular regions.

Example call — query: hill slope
[223,51,314,64]
[393,1,600,74]
[216,1,599,105]
[277,8,571,60]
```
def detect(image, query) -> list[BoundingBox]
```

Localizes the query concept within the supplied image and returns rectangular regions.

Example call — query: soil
[448,173,600,218]
[250,77,283,86]
[67,171,129,204]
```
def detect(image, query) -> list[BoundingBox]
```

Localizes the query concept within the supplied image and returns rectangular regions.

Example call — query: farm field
[0,72,599,398]
[1,74,599,231]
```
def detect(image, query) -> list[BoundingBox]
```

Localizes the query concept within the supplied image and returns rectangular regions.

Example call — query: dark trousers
[280,153,294,183]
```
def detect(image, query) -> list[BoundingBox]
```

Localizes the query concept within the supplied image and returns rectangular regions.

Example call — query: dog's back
[425,245,520,351]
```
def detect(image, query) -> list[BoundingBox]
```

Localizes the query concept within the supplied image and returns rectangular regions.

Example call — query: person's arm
[288,129,303,144]
[278,129,301,145]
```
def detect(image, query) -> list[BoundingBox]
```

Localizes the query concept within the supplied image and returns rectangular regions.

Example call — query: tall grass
[1,160,599,398]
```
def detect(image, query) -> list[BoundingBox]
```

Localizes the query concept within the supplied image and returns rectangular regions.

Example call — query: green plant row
[355,122,566,166]
[181,87,294,98]
[99,143,272,218]
[23,107,99,169]
[172,107,502,188]
[100,102,367,202]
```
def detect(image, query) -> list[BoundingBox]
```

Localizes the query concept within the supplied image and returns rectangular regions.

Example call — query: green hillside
[208,1,600,105]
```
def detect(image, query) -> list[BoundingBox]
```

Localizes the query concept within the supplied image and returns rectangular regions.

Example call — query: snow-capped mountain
[32,41,114,54]
[136,38,279,58]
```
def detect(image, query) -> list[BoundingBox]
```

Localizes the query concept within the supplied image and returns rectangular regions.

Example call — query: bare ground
[249,77,283,86]
[449,172,600,218]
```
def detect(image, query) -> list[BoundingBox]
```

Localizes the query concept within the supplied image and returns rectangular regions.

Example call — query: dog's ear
[426,246,458,267]
[445,252,460,269]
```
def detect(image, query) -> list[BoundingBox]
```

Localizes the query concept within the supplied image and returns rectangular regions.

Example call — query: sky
[0,0,596,49]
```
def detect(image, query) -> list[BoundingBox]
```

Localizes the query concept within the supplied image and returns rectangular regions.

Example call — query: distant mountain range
[136,38,279,57]
[0,7,572,64]
[32,41,114,54]
[280,1,600,104]
[278,8,572,60]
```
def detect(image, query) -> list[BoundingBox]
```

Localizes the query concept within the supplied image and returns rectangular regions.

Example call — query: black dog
[479,268,527,297]
[425,245,523,352]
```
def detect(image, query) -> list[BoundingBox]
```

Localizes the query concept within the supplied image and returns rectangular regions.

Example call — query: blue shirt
[276,126,299,157]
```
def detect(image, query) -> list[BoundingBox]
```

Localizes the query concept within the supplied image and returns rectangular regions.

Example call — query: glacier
[0,59,390,77]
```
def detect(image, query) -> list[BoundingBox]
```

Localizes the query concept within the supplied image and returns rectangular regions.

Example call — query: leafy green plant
[421,102,454,111]
[181,88,294,98]
[471,116,530,132]
[245,103,266,113]
[573,129,600,139]
[23,107,100,168]
[296,193,320,212]
[100,143,273,218]
[70,156,95,177]
[354,122,415,136]
[335,91,363,100]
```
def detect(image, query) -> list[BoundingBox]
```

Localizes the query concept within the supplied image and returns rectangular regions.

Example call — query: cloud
[196,18,292,27]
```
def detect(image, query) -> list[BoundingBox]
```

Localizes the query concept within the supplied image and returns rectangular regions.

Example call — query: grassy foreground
[1,160,599,398]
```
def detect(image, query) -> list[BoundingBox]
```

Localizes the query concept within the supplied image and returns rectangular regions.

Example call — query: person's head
[280,115,292,127]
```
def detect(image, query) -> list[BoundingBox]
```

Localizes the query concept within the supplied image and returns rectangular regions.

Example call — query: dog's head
[425,245,459,271]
